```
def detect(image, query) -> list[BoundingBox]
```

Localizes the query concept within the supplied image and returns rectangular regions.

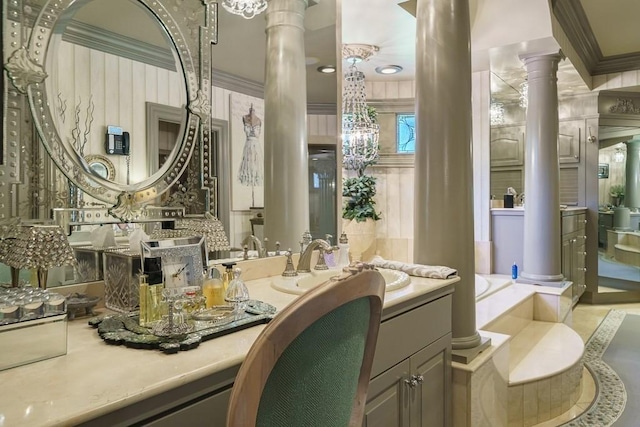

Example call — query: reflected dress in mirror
[237,105,263,207]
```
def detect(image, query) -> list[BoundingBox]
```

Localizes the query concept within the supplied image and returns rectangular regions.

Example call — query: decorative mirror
[4,0,218,211]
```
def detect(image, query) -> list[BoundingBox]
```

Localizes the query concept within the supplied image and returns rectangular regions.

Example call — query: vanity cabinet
[363,294,452,427]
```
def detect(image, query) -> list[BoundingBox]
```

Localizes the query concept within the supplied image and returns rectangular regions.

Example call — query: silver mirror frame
[5,0,218,211]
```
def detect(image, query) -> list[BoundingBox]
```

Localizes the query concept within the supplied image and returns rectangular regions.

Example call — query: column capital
[519,50,565,67]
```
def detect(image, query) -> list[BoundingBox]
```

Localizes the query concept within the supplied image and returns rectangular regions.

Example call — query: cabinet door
[490,126,524,167]
[363,359,411,427]
[558,120,581,163]
[561,235,574,282]
[410,334,452,427]
[143,388,231,427]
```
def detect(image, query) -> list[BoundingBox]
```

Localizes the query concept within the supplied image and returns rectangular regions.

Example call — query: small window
[396,114,416,153]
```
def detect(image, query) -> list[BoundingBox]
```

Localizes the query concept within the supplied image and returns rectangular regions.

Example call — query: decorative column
[625,139,640,209]
[519,53,564,284]
[414,0,484,359]
[263,0,310,250]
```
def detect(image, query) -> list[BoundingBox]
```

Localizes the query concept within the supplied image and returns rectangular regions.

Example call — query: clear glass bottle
[224,267,249,316]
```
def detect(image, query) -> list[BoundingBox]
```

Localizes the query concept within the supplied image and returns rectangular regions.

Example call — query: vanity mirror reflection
[1,0,219,288]
[596,99,640,296]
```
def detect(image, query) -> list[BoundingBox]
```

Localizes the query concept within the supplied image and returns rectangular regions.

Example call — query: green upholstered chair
[226,265,385,427]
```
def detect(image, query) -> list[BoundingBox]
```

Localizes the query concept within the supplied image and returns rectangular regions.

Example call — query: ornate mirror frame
[3,0,218,215]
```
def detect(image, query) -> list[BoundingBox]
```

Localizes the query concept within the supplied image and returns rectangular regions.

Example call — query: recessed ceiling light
[317,65,336,74]
[375,65,403,75]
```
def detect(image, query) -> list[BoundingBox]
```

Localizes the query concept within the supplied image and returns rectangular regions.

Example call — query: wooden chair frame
[226,265,385,426]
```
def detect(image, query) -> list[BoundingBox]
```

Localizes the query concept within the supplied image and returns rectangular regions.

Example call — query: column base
[452,336,492,364]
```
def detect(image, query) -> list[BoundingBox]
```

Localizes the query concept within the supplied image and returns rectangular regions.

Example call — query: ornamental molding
[609,98,640,114]
[5,47,47,94]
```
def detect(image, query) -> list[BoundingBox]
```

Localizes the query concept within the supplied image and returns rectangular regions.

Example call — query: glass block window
[397,114,416,153]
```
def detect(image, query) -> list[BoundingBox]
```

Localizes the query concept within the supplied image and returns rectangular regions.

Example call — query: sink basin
[271,268,411,295]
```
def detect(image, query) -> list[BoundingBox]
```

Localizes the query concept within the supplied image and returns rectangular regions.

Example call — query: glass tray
[89,299,276,354]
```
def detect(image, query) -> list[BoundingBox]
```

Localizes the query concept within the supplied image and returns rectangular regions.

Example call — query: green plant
[342,175,381,222]
[610,184,625,198]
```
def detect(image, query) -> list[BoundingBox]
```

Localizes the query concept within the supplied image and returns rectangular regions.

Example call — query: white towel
[370,256,458,279]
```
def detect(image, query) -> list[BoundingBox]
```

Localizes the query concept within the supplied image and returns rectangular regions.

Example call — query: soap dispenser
[224,267,249,317]
[337,232,350,268]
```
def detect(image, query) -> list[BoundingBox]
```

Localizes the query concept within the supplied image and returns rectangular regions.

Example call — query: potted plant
[341,106,381,261]
[610,184,625,207]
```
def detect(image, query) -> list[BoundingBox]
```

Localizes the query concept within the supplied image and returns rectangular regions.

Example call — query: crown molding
[367,98,415,113]
[62,20,176,71]
[212,68,264,99]
[553,0,640,76]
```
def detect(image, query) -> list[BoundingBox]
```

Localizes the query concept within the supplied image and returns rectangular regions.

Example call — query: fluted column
[414,0,481,352]
[263,0,310,250]
[625,139,640,209]
[520,53,564,283]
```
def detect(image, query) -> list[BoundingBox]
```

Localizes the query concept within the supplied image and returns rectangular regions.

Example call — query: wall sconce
[614,147,625,163]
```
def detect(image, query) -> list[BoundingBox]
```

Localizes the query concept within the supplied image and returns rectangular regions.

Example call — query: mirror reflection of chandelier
[519,80,528,109]
[614,146,625,163]
[222,0,267,19]
[490,101,505,125]
[342,44,380,173]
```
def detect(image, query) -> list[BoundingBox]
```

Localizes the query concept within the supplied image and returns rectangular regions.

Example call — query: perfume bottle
[139,273,149,326]
[224,267,249,316]
[221,262,237,293]
[202,268,225,308]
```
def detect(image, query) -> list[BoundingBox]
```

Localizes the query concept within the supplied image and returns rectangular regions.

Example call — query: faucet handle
[243,245,249,260]
[263,237,269,257]
[314,247,329,271]
[275,241,281,256]
[325,234,333,246]
[282,249,298,277]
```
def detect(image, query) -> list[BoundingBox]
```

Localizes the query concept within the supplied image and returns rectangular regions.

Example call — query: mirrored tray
[89,299,277,354]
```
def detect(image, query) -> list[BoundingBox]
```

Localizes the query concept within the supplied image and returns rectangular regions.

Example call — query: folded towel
[370,256,458,279]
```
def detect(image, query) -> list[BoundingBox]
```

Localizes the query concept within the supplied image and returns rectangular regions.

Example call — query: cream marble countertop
[0,270,457,427]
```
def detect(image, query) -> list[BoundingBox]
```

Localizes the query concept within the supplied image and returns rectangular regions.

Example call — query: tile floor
[532,301,640,426]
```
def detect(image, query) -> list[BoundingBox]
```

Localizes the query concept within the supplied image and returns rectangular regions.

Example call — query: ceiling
[213,0,640,107]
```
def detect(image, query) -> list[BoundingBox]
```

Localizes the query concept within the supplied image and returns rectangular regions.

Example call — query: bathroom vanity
[0,268,456,427]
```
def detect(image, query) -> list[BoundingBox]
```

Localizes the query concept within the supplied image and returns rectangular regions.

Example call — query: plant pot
[342,218,377,262]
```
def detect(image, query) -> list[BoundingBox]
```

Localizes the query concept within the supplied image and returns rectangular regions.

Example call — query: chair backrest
[226,265,385,427]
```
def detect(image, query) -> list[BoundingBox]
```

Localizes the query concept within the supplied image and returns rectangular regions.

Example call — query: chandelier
[222,0,267,19]
[490,101,505,125]
[614,146,625,163]
[519,80,528,109]
[342,44,380,173]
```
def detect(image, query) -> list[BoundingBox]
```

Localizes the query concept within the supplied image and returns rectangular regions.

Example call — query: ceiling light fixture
[221,0,267,19]
[375,65,403,75]
[519,80,528,109]
[490,101,505,126]
[341,44,380,172]
[317,65,336,74]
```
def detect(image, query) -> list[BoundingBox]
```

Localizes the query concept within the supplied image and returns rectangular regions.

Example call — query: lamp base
[37,268,48,290]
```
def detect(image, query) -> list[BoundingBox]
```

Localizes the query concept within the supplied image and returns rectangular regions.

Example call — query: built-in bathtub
[475,274,512,301]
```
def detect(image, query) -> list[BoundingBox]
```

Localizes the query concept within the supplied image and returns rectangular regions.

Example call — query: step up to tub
[474,284,585,426]
[614,244,640,267]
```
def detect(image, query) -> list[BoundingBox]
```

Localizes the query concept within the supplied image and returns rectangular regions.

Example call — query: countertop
[491,206,587,215]
[0,271,458,427]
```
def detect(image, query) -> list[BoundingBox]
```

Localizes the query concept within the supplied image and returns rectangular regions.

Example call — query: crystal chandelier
[222,0,267,19]
[342,44,380,173]
[519,80,528,109]
[490,101,505,125]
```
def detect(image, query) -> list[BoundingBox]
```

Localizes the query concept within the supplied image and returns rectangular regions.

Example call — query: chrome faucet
[297,239,334,273]
[241,234,265,258]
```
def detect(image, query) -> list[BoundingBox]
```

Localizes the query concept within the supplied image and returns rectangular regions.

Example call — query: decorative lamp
[222,0,267,19]
[341,44,380,173]
[0,225,77,289]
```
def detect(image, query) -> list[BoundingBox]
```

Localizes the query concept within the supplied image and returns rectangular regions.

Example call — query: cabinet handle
[579,267,587,272]
[582,251,587,256]
[583,219,588,224]
[404,375,424,388]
